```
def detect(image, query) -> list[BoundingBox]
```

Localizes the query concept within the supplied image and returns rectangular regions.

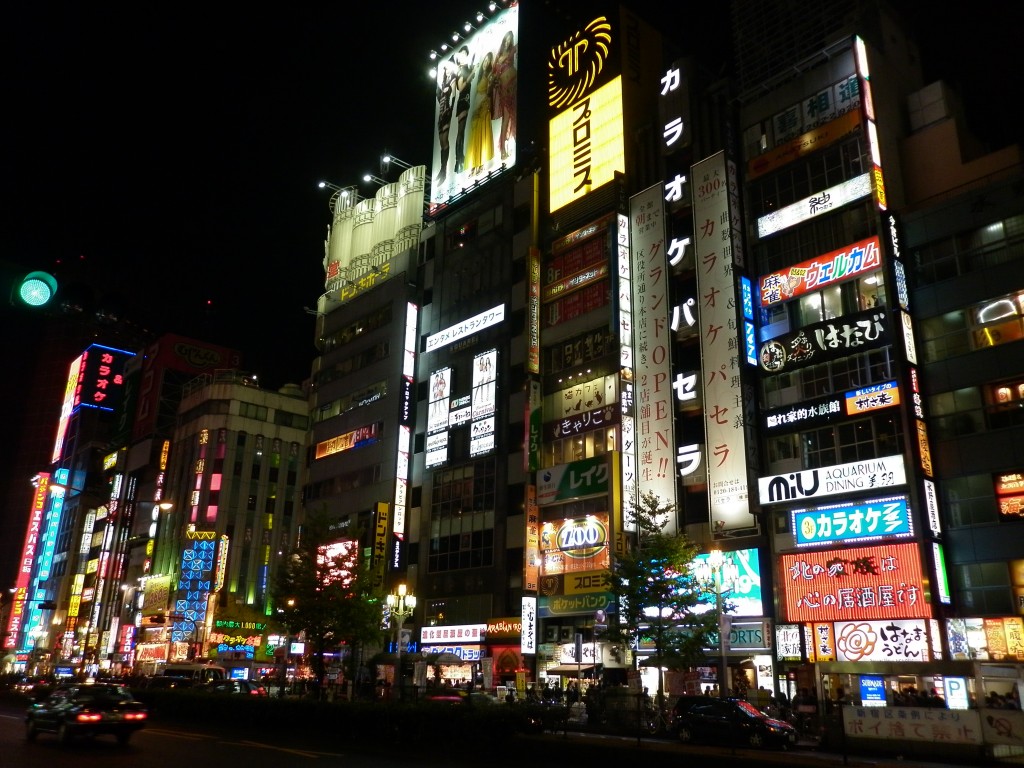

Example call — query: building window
[748,135,870,220]
[321,305,393,354]
[954,562,1013,615]
[912,214,1024,286]
[761,347,896,407]
[943,474,998,527]
[315,380,388,423]
[428,460,496,573]
[543,428,617,468]
[239,402,269,421]
[767,414,904,472]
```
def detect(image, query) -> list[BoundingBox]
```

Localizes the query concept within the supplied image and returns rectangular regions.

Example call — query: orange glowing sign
[780,542,930,623]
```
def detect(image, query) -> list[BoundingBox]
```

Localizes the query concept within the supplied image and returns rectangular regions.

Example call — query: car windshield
[734,700,763,718]
[70,685,132,703]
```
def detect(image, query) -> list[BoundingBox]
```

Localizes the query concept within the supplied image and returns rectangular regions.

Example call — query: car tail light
[76,713,102,723]
[124,712,148,721]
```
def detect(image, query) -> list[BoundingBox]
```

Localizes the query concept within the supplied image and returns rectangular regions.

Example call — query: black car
[144,675,195,690]
[25,682,148,745]
[673,695,798,750]
[199,679,269,696]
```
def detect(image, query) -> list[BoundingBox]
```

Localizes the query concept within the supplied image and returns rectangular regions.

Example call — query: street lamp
[385,584,416,699]
[697,550,738,698]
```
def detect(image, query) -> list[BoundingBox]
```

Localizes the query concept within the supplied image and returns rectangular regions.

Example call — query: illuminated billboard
[75,344,133,412]
[759,307,891,373]
[426,304,504,352]
[814,618,933,662]
[55,343,135,462]
[317,540,357,590]
[757,173,872,239]
[629,183,678,532]
[692,151,754,536]
[428,4,518,214]
[425,353,499,469]
[549,76,625,213]
[173,531,219,652]
[780,542,930,622]
[313,423,380,459]
[691,548,763,617]
[427,368,452,436]
[758,236,882,307]
[763,382,901,433]
[52,354,83,463]
[3,473,50,649]
[791,495,913,547]
[537,456,612,506]
[759,454,907,506]
[540,513,611,576]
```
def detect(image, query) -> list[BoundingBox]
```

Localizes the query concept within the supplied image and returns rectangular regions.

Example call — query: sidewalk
[520,727,986,768]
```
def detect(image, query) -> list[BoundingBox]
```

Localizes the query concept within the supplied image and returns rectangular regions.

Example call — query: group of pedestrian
[985,689,1021,709]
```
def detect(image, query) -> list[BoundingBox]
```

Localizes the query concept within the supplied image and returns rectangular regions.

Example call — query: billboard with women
[428,4,518,214]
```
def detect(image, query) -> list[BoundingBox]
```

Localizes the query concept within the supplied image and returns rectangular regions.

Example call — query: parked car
[673,695,798,749]
[200,679,268,696]
[25,682,148,745]
[423,689,501,706]
[143,675,195,690]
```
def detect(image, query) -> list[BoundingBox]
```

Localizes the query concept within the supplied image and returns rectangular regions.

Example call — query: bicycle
[641,696,674,736]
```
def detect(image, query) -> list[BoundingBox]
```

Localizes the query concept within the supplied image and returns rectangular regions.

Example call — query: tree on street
[607,490,723,706]
[272,508,386,694]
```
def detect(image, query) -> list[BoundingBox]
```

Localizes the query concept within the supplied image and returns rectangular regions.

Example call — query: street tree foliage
[607,490,724,702]
[271,508,387,690]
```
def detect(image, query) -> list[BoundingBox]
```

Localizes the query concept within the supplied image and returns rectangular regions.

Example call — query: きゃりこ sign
[779,542,930,623]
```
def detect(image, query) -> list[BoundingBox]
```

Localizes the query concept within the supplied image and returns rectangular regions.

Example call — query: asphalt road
[0,699,980,768]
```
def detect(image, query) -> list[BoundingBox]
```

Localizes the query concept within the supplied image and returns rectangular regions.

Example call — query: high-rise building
[733,0,1024,715]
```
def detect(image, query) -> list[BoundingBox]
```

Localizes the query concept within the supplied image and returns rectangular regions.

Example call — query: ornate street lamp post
[698,550,739,698]
[386,584,416,700]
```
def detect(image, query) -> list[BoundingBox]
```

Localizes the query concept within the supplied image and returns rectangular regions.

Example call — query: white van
[160,663,226,685]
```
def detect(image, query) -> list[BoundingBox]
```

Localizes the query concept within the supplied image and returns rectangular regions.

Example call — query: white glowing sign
[425,304,505,352]
[757,173,872,239]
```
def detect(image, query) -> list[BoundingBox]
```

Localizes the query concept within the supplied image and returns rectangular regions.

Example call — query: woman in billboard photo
[434,59,457,185]
[452,46,474,175]
[464,50,495,178]
[491,30,517,162]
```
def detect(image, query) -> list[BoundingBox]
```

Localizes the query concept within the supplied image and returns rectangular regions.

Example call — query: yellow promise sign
[549,76,625,213]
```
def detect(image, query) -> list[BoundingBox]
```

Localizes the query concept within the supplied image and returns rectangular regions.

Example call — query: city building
[5,5,1023,737]
[734,0,1024,713]
[135,369,309,677]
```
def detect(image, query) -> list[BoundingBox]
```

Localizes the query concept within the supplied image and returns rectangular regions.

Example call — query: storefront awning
[544,664,596,677]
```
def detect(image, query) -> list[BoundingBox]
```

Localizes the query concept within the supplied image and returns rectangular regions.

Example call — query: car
[200,679,269,696]
[25,682,148,745]
[673,695,798,750]
[13,676,55,697]
[423,690,497,706]
[143,675,195,690]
